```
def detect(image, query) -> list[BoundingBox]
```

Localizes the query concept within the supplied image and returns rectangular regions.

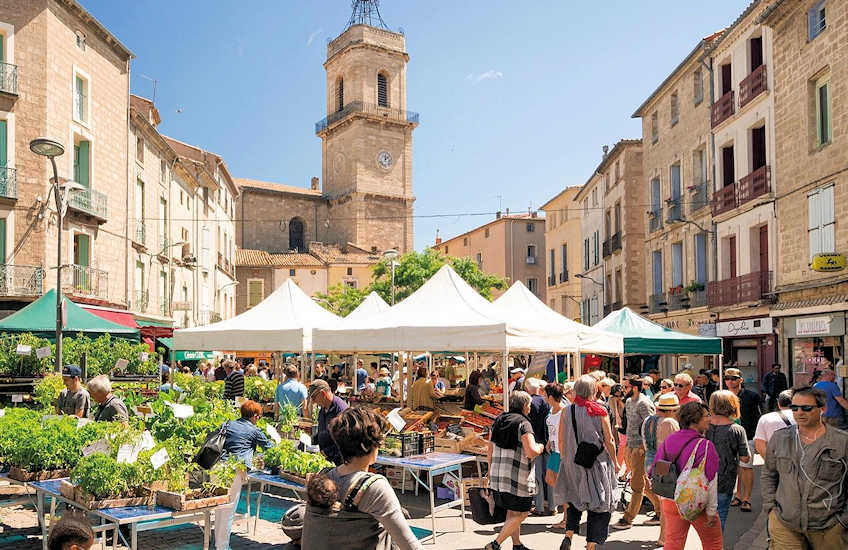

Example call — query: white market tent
[345,291,390,321]
[173,278,341,352]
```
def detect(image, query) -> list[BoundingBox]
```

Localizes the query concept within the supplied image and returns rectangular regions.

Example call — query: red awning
[83,308,139,329]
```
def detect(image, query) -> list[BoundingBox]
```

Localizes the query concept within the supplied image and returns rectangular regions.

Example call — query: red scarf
[574,396,608,417]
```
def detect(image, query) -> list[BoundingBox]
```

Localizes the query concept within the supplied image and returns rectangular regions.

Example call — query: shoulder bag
[651,434,700,499]
[571,405,604,469]
[194,421,229,470]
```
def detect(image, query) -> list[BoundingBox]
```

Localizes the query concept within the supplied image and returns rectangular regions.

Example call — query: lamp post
[576,273,605,323]
[29,138,83,372]
[382,249,399,305]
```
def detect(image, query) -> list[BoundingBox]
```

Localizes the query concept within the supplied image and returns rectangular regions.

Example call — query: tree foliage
[314,247,508,315]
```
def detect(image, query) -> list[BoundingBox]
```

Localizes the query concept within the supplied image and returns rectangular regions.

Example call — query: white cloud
[307,28,322,46]
[466,70,504,83]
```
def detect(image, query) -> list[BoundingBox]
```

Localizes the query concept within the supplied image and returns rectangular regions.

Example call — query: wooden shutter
[77,141,90,187]
[0,119,6,167]
[671,165,681,199]
[672,243,683,287]
[248,280,263,307]
[695,233,707,284]
[651,178,661,210]
[75,234,89,266]
[821,185,835,252]
[652,250,663,295]
[808,190,822,258]
[0,218,6,265]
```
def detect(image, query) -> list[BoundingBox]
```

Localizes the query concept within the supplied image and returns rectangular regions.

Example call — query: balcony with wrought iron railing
[690,288,707,307]
[649,207,663,233]
[197,309,222,326]
[739,65,767,109]
[649,293,668,314]
[707,270,772,307]
[689,181,710,213]
[712,166,770,217]
[62,265,108,300]
[0,265,43,296]
[526,255,536,265]
[159,297,169,316]
[0,166,16,200]
[134,221,146,247]
[67,188,107,221]
[665,198,683,223]
[611,232,621,252]
[134,290,149,312]
[711,90,735,127]
[315,100,419,134]
[0,62,18,96]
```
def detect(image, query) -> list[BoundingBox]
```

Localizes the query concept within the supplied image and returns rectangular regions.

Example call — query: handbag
[571,405,603,469]
[674,439,711,521]
[194,421,229,469]
[468,487,507,525]
[651,434,699,499]
[545,451,560,486]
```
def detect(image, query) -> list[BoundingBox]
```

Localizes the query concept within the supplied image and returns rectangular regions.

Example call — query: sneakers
[514,545,533,550]
[611,518,632,530]
[643,515,662,526]
[483,541,501,550]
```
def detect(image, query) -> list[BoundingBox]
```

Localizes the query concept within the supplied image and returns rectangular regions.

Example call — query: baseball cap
[308,379,331,398]
[657,393,680,411]
[724,368,742,378]
[510,367,525,374]
[62,365,82,378]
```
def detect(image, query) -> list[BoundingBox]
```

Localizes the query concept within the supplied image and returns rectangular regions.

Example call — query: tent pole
[353,354,358,395]
[502,350,509,409]
[406,352,414,409]
[310,353,316,384]
[619,352,625,381]
[718,354,724,390]
[465,351,469,383]
[575,346,582,378]
[554,353,559,382]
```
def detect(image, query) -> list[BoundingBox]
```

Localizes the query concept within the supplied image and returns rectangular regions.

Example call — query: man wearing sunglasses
[723,368,761,513]
[672,373,701,405]
[762,386,848,549]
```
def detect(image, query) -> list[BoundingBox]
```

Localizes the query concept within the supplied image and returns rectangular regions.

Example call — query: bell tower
[316,0,417,253]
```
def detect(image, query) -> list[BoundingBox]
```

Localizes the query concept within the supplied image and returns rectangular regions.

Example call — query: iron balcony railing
[0,166,16,199]
[690,288,707,307]
[197,309,222,326]
[63,265,108,300]
[548,274,556,287]
[559,270,568,283]
[712,166,771,216]
[739,65,767,108]
[666,198,683,223]
[649,293,668,314]
[134,290,149,311]
[134,221,146,246]
[0,265,43,296]
[711,90,735,127]
[0,62,18,95]
[707,271,772,307]
[68,188,107,220]
[690,181,710,213]
[611,232,621,252]
[315,100,419,133]
[649,207,663,233]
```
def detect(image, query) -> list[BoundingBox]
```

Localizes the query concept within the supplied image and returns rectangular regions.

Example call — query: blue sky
[84,1,746,251]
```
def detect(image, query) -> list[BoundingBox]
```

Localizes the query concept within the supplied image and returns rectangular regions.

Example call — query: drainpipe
[124,59,131,311]
[701,45,719,284]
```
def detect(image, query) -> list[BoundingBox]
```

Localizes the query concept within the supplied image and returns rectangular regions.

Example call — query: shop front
[655,310,716,377]
[716,316,776,394]
[782,313,846,387]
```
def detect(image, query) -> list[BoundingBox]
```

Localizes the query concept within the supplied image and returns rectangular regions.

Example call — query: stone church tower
[316,1,417,253]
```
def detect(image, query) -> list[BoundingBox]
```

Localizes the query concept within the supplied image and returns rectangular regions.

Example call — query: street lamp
[383,249,399,305]
[575,273,606,323]
[29,138,83,372]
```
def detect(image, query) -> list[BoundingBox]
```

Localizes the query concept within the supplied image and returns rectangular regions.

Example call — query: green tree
[314,283,370,317]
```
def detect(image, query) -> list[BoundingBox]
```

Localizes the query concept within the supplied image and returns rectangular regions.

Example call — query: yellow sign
[811,253,846,272]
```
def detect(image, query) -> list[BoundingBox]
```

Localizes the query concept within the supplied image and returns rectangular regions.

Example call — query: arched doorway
[289,217,305,252]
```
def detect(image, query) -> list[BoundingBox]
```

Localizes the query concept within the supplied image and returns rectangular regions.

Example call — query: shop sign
[811,253,846,273]
[716,317,773,337]
[796,316,832,336]
[175,350,214,361]
[698,323,717,338]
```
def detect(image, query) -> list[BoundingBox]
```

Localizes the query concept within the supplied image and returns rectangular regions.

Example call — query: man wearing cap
[508,367,525,394]
[56,365,90,418]
[308,379,348,465]
[723,367,761,513]
[375,367,393,397]
[641,393,680,547]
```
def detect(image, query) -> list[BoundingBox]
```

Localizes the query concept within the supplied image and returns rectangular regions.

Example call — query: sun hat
[657,393,680,411]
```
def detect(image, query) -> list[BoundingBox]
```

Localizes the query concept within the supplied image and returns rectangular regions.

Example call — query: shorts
[494,491,533,513]
[739,440,755,468]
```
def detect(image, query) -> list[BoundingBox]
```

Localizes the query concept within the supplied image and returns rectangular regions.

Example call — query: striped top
[224,371,245,400]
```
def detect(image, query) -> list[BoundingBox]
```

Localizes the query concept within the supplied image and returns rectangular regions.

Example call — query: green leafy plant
[262,440,332,477]
[62,333,158,377]
[33,373,65,410]
[244,377,277,402]
[0,333,54,377]
[277,404,299,434]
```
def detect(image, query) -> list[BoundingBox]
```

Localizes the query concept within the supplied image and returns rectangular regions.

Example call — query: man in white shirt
[753,389,795,457]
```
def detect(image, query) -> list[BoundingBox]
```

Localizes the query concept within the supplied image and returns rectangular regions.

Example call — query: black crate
[419,432,435,454]
[381,432,418,458]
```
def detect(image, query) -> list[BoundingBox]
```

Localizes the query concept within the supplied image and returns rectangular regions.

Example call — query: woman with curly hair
[47,512,94,550]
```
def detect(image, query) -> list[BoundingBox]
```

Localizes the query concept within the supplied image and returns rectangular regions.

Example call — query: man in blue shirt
[355,359,368,391]
[308,380,349,465]
[275,364,308,416]
[814,368,848,428]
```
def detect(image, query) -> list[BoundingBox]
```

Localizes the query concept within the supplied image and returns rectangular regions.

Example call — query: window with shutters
[0,218,6,264]
[527,278,538,295]
[694,68,704,105]
[695,232,707,284]
[671,242,683,287]
[289,269,296,276]
[526,223,534,232]
[583,238,590,271]
[476,253,482,269]
[72,69,90,124]
[814,74,831,147]
[808,184,835,260]
[347,267,353,276]
[336,77,344,113]
[651,111,658,143]
[652,250,663,295]
[377,72,388,107]
[808,1,826,41]
[73,140,91,188]
[560,244,567,279]
[615,269,622,303]
[670,91,679,126]
[136,136,144,164]
[593,230,599,266]
[247,279,264,308]
[549,249,555,281]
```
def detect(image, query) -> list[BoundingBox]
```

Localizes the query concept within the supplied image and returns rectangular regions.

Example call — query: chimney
[310,177,320,191]
[602,145,609,159]
[506,208,510,216]
[495,211,501,219]
[435,237,442,245]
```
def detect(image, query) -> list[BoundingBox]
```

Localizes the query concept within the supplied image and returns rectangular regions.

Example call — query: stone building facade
[540,186,583,321]
[763,0,848,387]
[433,213,546,302]
[574,173,605,325]
[0,0,132,316]
[633,35,719,374]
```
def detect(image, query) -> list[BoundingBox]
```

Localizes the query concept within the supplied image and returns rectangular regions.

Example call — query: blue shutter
[672,243,683,287]
[652,250,663,295]
[695,233,707,284]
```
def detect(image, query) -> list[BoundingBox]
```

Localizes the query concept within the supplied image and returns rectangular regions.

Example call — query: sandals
[551,521,567,529]
[741,500,752,512]
[730,496,742,507]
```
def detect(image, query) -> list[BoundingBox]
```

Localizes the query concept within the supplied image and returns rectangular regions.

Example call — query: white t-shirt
[547,409,563,453]
[754,409,795,447]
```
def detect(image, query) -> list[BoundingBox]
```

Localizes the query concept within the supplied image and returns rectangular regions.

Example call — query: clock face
[377,150,392,170]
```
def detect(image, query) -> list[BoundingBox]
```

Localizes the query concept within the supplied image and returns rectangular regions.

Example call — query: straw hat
[657,393,680,411]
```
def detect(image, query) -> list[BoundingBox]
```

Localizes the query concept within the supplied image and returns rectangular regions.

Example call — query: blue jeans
[717,492,733,532]
[533,452,552,512]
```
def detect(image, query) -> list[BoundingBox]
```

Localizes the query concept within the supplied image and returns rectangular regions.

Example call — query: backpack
[651,433,699,499]
[674,439,711,521]
[194,421,229,469]
[642,416,659,454]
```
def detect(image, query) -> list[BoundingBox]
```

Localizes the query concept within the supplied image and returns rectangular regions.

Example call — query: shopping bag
[468,487,507,525]
[545,451,560,485]
[674,439,710,521]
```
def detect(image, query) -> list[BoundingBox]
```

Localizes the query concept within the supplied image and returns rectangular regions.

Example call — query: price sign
[140,352,149,362]
[76,418,92,428]
[266,425,281,444]
[41,414,62,421]
[150,448,169,470]
[387,408,406,432]
[169,403,194,419]
[36,346,51,359]
[0,410,5,417]
[114,359,129,373]
[139,431,155,452]
[298,431,312,448]
[11,394,23,403]
[117,444,139,464]
[15,345,31,356]
[82,439,110,457]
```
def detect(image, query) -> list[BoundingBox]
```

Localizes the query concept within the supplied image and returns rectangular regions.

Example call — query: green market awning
[593,307,721,355]
[0,289,139,340]
[174,350,214,361]
[135,318,173,328]
[157,337,174,349]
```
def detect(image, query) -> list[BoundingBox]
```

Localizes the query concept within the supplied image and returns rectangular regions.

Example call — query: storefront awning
[158,337,174,349]
[135,318,173,328]
[174,350,214,361]
[83,307,139,329]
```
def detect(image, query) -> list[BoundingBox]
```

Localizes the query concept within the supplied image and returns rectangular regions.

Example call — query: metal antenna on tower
[346,0,390,30]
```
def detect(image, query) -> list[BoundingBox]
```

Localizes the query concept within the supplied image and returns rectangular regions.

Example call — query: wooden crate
[461,477,487,506]
[434,437,461,453]
[156,489,230,511]
[60,481,153,510]
[8,466,69,482]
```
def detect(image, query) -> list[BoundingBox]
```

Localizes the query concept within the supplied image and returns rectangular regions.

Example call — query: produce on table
[244,376,277,402]
[172,373,224,400]
[262,439,333,478]
[33,373,65,410]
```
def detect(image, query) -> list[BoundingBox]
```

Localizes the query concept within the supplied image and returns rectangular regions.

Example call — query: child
[307,472,341,511]
[47,512,94,550]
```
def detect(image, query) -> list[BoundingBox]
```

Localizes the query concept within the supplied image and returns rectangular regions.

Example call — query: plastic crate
[418,432,435,454]
[381,432,419,457]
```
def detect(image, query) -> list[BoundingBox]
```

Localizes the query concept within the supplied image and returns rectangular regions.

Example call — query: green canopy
[593,307,721,355]
[0,289,139,340]
[157,337,174,349]
[136,318,173,328]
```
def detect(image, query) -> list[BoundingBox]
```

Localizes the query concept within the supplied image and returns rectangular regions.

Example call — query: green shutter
[0,36,4,64]
[77,141,90,187]
[0,219,6,265]
[75,234,89,267]
[0,120,6,167]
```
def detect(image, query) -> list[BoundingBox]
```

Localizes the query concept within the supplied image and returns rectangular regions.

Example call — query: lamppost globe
[382,249,398,260]
[29,137,65,158]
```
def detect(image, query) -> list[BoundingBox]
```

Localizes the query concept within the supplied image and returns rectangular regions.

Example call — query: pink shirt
[678,391,702,405]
